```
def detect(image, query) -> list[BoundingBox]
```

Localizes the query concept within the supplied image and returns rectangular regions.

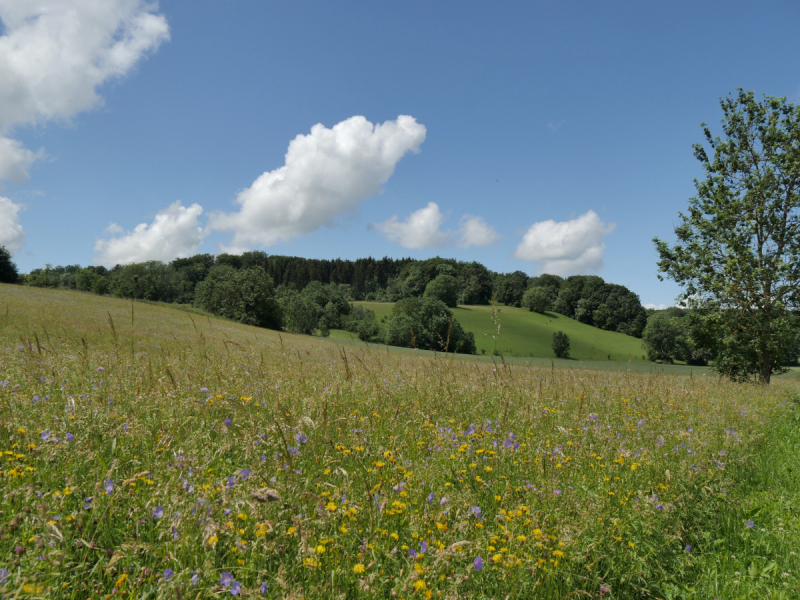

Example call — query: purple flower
[554,489,562,496]
[66,433,74,442]
[746,520,754,528]
[427,492,435,503]
[473,556,484,571]
[230,581,241,596]
[104,479,113,494]
[470,506,482,518]
[288,446,299,456]
[440,497,448,506]
[163,568,174,580]
[409,548,417,558]
[200,387,208,392]
[224,418,232,427]
[191,573,199,587]
[0,569,8,584]
[153,506,163,518]
[420,540,428,554]
[684,545,691,553]
[296,433,308,444]
[227,477,235,488]
[261,582,268,594]
[239,468,251,480]
[220,572,234,587]
[96,366,104,372]
[40,430,50,441]
[656,504,664,510]
[173,528,179,540]
[393,482,406,493]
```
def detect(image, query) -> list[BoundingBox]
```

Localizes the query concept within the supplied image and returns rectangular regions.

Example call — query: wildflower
[221,572,234,587]
[104,479,114,494]
[470,506,482,518]
[474,556,484,571]
[409,548,417,558]
[191,573,199,586]
[66,433,74,442]
[0,569,8,584]
[427,492,436,503]
[227,477,235,488]
[224,418,232,427]
[354,564,366,573]
[685,545,691,552]
[163,569,173,581]
[239,468,251,480]
[261,582,268,594]
[414,580,426,591]
[200,387,209,392]
[746,520,754,528]
[554,489,562,496]
[41,430,50,441]
[296,433,308,444]
[440,497,448,506]
[421,540,427,553]
[492,553,502,564]
[288,446,300,456]
[230,581,241,596]
[153,507,164,519]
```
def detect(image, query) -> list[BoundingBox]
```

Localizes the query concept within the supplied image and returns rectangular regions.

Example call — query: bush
[522,287,551,313]
[552,331,570,358]
[642,315,684,363]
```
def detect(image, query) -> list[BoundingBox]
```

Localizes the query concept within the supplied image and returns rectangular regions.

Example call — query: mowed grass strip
[0,284,799,599]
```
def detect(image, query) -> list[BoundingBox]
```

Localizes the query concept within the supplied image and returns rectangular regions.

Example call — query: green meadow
[337,302,651,362]
[1,284,799,599]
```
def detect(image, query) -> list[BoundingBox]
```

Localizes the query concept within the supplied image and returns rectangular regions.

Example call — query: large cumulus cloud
[210,115,426,251]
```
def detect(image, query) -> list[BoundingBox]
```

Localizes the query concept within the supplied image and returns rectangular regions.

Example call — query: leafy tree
[655,90,800,383]
[458,262,493,305]
[0,246,19,283]
[278,289,319,334]
[642,315,684,363]
[424,274,459,307]
[552,331,570,359]
[522,287,551,313]
[195,265,282,329]
[383,296,475,354]
[494,271,529,307]
[592,303,614,330]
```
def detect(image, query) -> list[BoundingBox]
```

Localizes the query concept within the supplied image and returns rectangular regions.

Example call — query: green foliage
[493,270,529,307]
[642,315,684,363]
[383,296,476,353]
[522,286,551,313]
[655,89,800,383]
[552,331,570,358]
[0,246,19,284]
[194,265,282,329]
[424,273,459,307]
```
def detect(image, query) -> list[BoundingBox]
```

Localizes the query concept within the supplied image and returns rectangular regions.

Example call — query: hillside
[333,301,648,362]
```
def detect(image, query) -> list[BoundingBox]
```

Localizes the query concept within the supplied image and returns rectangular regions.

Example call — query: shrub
[552,331,570,358]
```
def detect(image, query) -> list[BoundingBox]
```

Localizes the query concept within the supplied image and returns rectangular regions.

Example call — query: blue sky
[1,0,799,307]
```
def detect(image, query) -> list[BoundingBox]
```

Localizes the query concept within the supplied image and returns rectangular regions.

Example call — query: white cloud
[458,215,500,247]
[373,202,451,249]
[643,303,671,310]
[0,0,170,181]
[94,201,206,266]
[210,115,426,250]
[512,210,616,275]
[0,196,24,254]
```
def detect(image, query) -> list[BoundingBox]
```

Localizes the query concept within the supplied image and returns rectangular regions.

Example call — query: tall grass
[0,284,798,599]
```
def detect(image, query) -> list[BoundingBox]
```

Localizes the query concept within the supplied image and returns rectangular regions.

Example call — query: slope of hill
[335,301,648,362]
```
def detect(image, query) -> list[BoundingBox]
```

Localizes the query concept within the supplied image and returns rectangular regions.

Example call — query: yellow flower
[115,574,128,588]
[353,564,366,573]
[414,580,427,591]
[316,545,326,554]
[208,535,219,547]
[516,535,526,542]
[628,541,635,548]
[493,553,503,563]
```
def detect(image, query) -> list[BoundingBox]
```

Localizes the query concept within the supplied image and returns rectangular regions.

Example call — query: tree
[552,331,570,359]
[522,287,551,313]
[424,274,459,307]
[654,89,800,383]
[383,296,476,354]
[195,265,282,329]
[642,315,683,363]
[0,246,19,283]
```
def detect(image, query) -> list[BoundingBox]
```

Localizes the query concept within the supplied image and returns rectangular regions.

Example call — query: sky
[1,0,799,307]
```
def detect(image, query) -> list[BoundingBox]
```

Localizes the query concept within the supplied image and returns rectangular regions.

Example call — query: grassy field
[1,284,800,599]
[344,302,650,362]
